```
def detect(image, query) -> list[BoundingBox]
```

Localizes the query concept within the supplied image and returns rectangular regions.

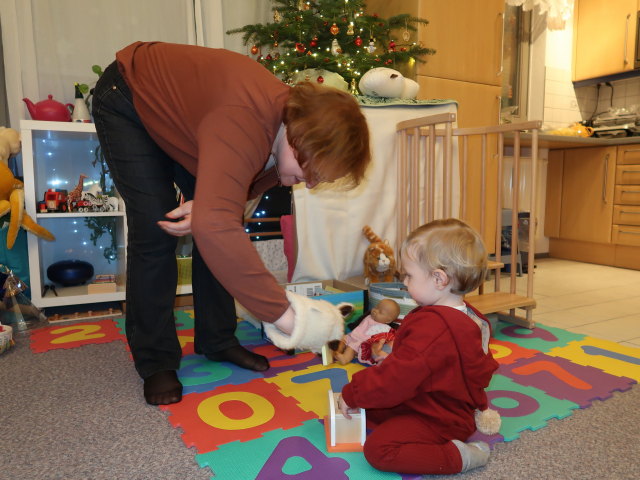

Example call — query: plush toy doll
[331,298,400,365]
[362,225,397,284]
[0,127,55,249]
[358,67,420,99]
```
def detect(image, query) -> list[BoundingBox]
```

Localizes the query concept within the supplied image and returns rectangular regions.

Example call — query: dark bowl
[46,260,94,287]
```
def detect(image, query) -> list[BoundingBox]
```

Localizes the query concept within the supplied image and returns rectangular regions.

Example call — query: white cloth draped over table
[291,99,459,283]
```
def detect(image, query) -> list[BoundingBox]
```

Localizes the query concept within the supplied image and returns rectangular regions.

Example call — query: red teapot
[23,94,72,122]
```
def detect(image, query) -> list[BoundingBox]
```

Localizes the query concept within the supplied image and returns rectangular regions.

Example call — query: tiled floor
[490,257,640,348]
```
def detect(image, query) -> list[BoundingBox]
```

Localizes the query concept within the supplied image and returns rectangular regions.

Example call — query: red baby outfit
[341,303,498,475]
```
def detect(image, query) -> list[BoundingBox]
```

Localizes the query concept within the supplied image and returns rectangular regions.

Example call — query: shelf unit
[21,120,192,309]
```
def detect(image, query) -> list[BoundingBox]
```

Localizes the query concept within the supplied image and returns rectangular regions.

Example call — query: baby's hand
[338,394,355,419]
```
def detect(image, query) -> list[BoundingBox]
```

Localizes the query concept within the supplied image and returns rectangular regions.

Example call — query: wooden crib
[396,114,542,328]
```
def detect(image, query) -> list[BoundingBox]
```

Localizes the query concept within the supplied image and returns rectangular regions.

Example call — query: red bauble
[295,42,306,53]
[310,37,318,47]
[355,36,363,47]
[250,45,259,55]
[317,76,324,83]
[389,40,396,52]
[266,54,273,60]
[385,59,393,65]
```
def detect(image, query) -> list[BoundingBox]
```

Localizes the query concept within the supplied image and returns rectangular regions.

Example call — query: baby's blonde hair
[400,218,487,295]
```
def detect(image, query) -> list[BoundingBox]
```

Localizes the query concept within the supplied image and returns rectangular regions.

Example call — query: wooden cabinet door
[416,0,505,86]
[545,149,564,238]
[416,76,501,250]
[560,147,616,243]
[573,0,637,81]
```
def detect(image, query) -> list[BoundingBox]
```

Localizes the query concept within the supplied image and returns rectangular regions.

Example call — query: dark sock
[143,370,183,406]
[206,345,270,372]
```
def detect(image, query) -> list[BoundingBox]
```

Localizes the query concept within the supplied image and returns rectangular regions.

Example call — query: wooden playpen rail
[396,114,542,328]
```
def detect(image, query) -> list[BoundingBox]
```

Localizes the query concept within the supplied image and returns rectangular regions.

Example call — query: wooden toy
[324,389,366,453]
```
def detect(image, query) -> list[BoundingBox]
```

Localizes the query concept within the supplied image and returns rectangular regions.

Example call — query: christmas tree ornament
[274,10,282,22]
[347,22,355,35]
[297,0,305,10]
[251,45,259,55]
[295,42,306,53]
[266,54,273,60]
[331,38,342,56]
[350,79,359,95]
[403,19,411,41]
[330,22,340,35]
[310,36,318,47]
[367,38,376,53]
[317,76,324,83]
[389,40,396,52]
[354,36,363,47]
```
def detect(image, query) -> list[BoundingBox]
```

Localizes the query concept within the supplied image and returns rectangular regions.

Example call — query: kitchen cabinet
[612,146,640,248]
[415,0,504,87]
[573,0,638,82]
[559,146,616,243]
[545,142,640,270]
[365,0,504,250]
[21,120,192,309]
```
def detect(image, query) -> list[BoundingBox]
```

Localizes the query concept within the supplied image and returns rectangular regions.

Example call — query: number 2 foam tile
[547,337,640,382]
[265,363,366,418]
[196,419,403,480]
[29,319,125,353]
[498,352,635,407]
[160,378,317,454]
[493,321,585,353]
[486,374,579,442]
[177,354,264,394]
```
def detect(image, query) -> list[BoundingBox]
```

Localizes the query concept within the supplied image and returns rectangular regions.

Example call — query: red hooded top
[341,303,498,438]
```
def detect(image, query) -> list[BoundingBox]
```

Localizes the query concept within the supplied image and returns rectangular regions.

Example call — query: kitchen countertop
[504,132,640,149]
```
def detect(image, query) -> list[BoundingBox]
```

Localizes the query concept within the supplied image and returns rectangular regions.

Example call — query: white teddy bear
[358,67,420,99]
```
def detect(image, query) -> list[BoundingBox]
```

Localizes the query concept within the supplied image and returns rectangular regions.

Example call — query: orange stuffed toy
[0,127,55,249]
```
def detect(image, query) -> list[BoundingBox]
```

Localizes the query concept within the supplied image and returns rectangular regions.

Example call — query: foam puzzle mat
[29,310,640,479]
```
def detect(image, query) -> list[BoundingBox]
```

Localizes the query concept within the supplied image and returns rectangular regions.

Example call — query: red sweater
[116,42,291,322]
[341,304,498,438]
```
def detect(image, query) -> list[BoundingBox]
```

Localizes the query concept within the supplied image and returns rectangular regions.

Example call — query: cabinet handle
[602,153,610,203]
[619,210,640,214]
[497,12,504,77]
[623,148,640,153]
[621,169,638,173]
[619,230,640,235]
[624,13,631,65]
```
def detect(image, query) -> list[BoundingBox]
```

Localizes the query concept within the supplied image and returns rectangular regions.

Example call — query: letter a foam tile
[493,321,585,353]
[196,420,404,480]
[499,353,635,407]
[486,374,579,441]
[160,378,317,453]
[548,337,640,382]
[177,354,264,394]
[29,319,125,353]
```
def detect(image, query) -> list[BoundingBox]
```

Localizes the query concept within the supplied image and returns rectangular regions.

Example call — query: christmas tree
[226,0,434,90]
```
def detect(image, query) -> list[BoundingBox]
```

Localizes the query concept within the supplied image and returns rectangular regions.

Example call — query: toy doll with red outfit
[332,298,400,365]
[338,219,501,475]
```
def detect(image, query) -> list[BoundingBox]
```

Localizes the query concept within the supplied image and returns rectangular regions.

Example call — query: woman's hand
[157,200,192,237]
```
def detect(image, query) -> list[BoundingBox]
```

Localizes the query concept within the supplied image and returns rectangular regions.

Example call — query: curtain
[0,0,272,128]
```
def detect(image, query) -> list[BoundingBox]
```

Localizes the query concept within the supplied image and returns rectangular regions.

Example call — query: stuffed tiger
[362,225,397,285]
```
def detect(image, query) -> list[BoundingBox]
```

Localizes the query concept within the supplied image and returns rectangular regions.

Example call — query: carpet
[26,311,640,479]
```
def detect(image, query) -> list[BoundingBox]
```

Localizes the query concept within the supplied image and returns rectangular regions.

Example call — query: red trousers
[363,408,466,475]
